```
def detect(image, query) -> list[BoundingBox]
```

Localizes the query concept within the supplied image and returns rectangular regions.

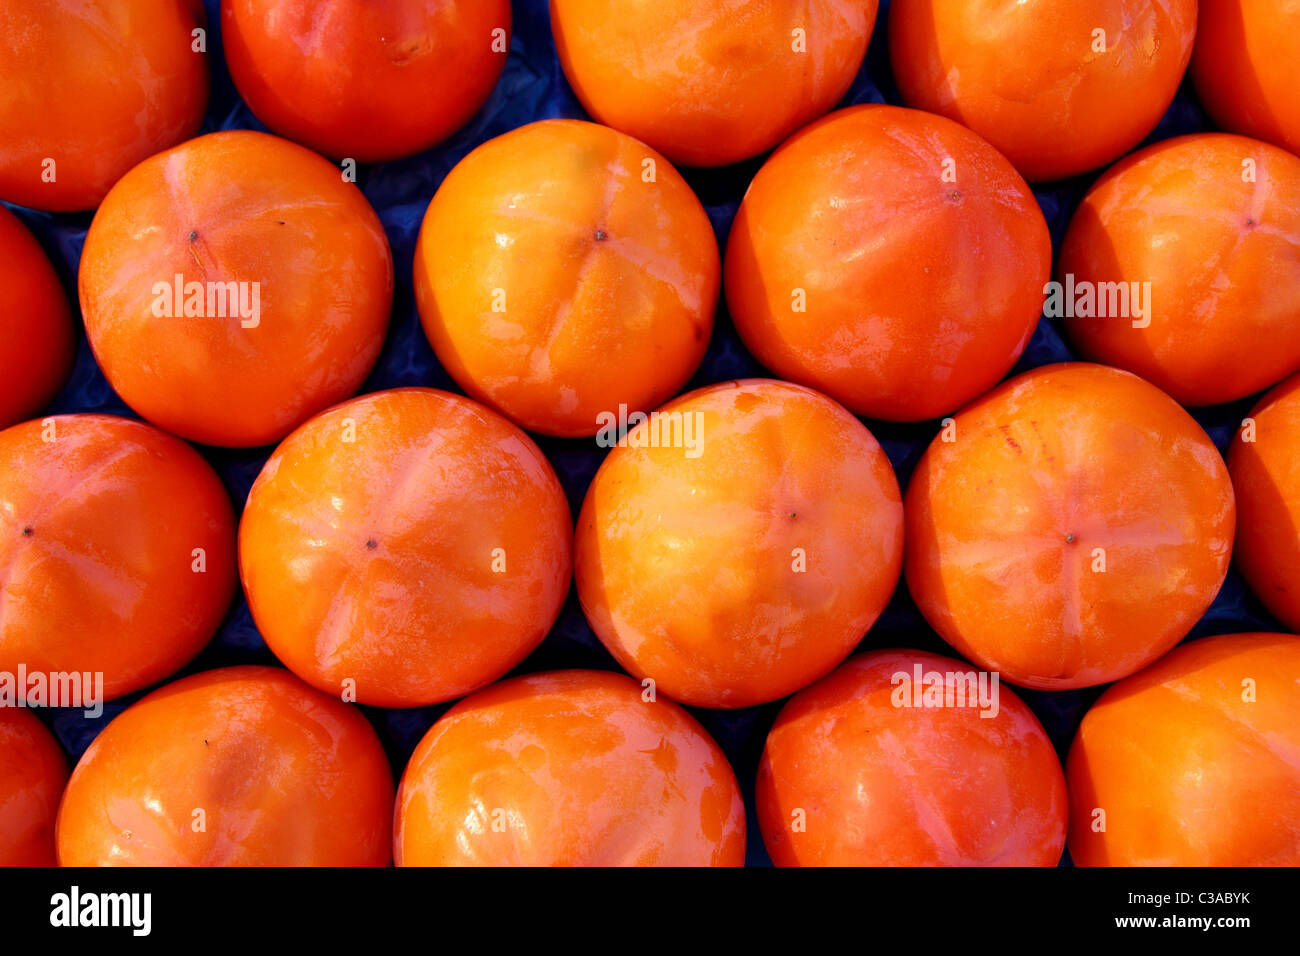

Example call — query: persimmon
[1060,133,1300,407]
[726,104,1050,422]
[550,0,878,168]
[575,379,903,709]
[222,0,511,162]
[414,119,717,437]
[1068,632,1300,866]
[1228,372,1300,632]
[79,130,394,448]
[239,388,572,709]
[0,0,207,212]
[0,709,67,867]
[758,650,1067,866]
[395,669,745,866]
[1192,0,1300,157]
[0,206,74,429]
[905,363,1235,690]
[0,415,236,701]
[56,666,394,866]
[889,0,1197,182]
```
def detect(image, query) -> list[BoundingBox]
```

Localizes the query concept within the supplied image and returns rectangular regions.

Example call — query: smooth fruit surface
[725,104,1050,422]
[0,709,68,867]
[240,388,573,708]
[576,379,903,708]
[414,119,718,437]
[905,363,1235,690]
[223,0,511,162]
[395,669,746,866]
[1060,133,1300,407]
[0,206,74,429]
[1192,0,1300,157]
[56,666,394,866]
[758,650,1067,866]
[0,0,208,211]
[551,0,878,168]
[890,0,1197,182]
[1228,373,1300,632]
[79,130,393,448]
[1067,633,1300,866]
[0,415,236,701]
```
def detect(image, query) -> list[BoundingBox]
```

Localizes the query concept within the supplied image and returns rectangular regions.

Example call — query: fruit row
[3,0,1299,867]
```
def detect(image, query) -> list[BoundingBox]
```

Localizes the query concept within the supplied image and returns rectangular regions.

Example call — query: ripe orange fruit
[79,130,393,448]
[56,666,394,866]
[1059,133,1300,407]
[222,0,511,162]
[394,669,745,866]
[905,363,1235,690]
[239,388,572,708]
[1067,632,1300,865]
[0,415,236,701]
[1228,372,1300,632]
[550,0,878,168]
[575,379,903,709]
[0,709,67,867]
[758,650,1067,866]
[890,0,1197,182]
[0,206,73,429]
[0,0,207,212]
[414,119,718,437]
[725,104,1050,422]
[1192,0,1300,157]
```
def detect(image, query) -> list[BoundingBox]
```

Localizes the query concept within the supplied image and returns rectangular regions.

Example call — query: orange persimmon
[758,649,1067,866]
[414,118,718,437]
[0,708,67,867]
[1059,133,1300,407]
[725,104,1050,422]
[0,206,74,429]
[0,0,207,211]
[395,669,745,866]
[79,130,393,448]
[223,0,511,162]
[1068,632,1300,866]
[56,666,394,866]
[905,363,1235,690]
[551,0,878,168]
[239,388,573,708]
[575,379,903,709]
[890,0,1197,182]
[0,415,236,701]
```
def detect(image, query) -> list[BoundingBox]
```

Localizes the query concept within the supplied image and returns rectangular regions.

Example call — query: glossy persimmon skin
[0,0,207,212]
[1060,133,1300,407]
[1193,0,1300,157]
[1068,633,1300,866]
[551,0,878,168]
[78,130,394,448]
[0,415,236,701]
[395,670,745,866]
[0,709,68,867]
[905,363,1235,690]
[725,105,1050,422]
[890,0,1197,182]
[758,650,1067,866]
[414,119,718,437]
[239,388,573,709]
[222,0,511,162]
[1228,373,1300,632]
[0,206,73,429]
[576,379,903,709]
[56,666,394,866]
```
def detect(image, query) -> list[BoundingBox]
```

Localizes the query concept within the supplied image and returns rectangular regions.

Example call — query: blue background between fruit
[7,0,1284,866]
